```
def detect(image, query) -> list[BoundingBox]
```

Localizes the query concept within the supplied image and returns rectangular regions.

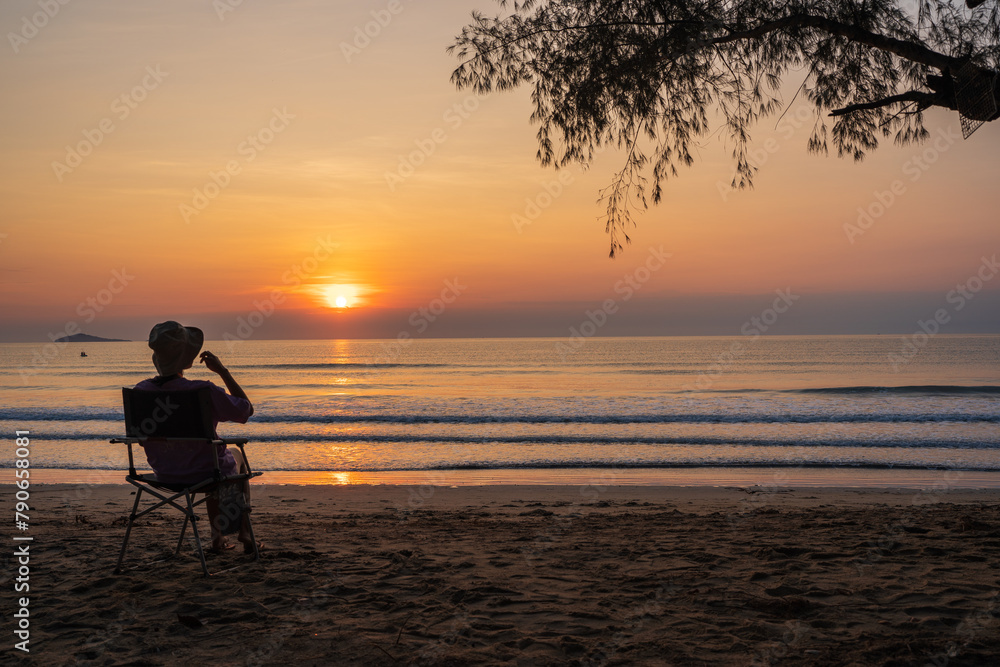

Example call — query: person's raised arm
[199,350,253,415]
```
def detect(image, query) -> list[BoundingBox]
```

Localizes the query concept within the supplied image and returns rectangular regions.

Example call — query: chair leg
[176,515,190,555]
[114,488,144,574]
[245,509,260,561]
[184,492,211,577]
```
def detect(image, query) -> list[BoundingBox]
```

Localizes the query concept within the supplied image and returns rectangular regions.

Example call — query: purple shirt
[133,376,253,483]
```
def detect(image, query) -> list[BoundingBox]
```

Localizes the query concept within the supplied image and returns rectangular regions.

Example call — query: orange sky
[1,0,998,341]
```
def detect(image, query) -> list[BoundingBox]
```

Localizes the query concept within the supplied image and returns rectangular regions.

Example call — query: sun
[320,284,361,309]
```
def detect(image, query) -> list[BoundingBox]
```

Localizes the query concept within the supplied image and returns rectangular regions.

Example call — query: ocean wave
[789,385,1000,395]
[10,461,1000,472]
[28,431,1000,449]
[0,409,122,422]
[702,385,1000,396]
[3,408,999,424]
[254,362,454,370]
[249,412,1000,425]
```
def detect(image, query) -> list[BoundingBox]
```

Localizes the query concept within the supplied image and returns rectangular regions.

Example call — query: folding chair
[110,387,262,576]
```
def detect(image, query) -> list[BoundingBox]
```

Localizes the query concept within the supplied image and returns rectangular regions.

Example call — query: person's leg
[205,448,251,551]
[204,493,229,551]
[227,446,255,549]
[228,446,251,503]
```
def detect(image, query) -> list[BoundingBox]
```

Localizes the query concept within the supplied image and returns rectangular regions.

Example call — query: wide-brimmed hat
[148,321,204,376]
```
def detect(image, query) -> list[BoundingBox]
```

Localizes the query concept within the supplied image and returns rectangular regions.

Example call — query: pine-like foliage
[450,0,1000,256]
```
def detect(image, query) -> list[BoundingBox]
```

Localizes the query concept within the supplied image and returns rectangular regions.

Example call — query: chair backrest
[122,388,215,439]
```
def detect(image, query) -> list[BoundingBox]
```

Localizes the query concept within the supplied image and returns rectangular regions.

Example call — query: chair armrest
[112,437,249,445]
[111,436,258,479]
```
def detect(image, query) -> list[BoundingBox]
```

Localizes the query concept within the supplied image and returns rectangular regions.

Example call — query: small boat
[80,351,88,357]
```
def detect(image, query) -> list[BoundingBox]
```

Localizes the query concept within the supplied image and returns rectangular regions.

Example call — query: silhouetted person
[135,321,259,553]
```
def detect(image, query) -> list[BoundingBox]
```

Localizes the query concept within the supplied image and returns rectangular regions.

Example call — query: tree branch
[828,90,942,116]
[702,13,964,72]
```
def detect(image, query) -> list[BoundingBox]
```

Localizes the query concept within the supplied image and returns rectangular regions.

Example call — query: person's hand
[199,351,228,375]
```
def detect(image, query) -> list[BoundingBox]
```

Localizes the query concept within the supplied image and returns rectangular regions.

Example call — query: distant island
[54,333,130,343]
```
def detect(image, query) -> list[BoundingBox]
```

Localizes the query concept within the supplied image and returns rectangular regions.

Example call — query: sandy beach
[12,483,1000,665]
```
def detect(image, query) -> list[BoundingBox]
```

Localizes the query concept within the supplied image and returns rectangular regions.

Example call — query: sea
[1,335,999,487]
